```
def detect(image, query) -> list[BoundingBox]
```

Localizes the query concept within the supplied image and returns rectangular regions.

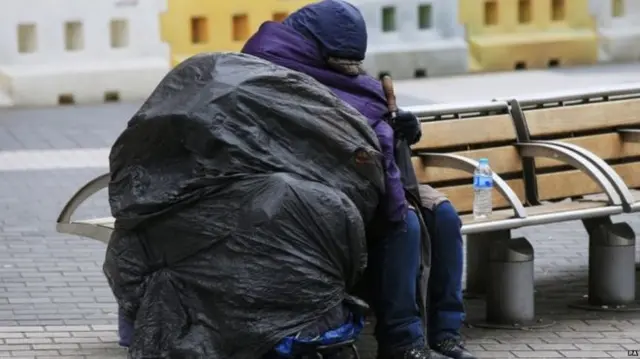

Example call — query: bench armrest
[516,143,623,206]
[618,129,640,143]
[415,152,527,219]
[56,173,110,225]
[536,140,635,212]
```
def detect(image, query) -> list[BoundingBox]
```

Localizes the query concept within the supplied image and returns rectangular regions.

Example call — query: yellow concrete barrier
[160,0,316,67]
[460,0,598,72]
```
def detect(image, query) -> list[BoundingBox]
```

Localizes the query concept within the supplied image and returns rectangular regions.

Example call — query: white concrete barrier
[0,0,170,107]
[355,0,468,80]
[591,0,640,63]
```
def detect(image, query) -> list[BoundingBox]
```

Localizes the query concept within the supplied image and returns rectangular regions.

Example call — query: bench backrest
[517,88,640,199]
[409,102,524,213]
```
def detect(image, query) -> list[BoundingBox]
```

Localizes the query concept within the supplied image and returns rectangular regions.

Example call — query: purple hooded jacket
[241,2,407,224]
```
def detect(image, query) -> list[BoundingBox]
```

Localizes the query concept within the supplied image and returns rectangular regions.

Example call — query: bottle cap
[479,158,489,165]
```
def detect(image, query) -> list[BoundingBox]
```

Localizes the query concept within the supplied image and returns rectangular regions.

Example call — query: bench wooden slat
[535,133,640,166]
[412,114,516,150]
[412,146,523,183]
[525,98,640,137]
[536,162,640,201]
[612,162,640,188]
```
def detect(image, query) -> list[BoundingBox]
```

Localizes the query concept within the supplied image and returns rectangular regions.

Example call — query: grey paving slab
[0,103,135,151]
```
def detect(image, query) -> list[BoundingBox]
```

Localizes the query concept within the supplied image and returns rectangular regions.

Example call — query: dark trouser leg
[118,307,133,347]
[422,201,465,344]
[370,210,425,355]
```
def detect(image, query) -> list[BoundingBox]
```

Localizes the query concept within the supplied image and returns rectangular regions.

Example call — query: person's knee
[406,210,421,236]
[380,210,421,248]
[434,201,461,229]
[384,210,421,248]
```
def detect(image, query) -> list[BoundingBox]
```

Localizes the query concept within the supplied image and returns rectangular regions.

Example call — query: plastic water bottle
[473,158,493,219]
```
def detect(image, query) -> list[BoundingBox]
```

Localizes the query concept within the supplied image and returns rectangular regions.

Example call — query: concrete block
[460,0,599,73]
[590,0,640,62]
[363,40,468,79]
[160,0,317,66]
[352,0,468,79]
[0,0,170,107]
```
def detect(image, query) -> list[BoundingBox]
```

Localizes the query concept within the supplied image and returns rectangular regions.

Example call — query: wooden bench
[498,84,640,310]
[409,99,628,301]
[57,94,636,329]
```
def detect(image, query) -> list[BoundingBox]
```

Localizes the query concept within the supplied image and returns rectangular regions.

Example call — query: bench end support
[469,236,555,330]
[570,220,640,311]
[464,230,510,298]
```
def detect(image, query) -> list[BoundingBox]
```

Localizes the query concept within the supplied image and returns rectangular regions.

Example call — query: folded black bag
[104,52,386,359]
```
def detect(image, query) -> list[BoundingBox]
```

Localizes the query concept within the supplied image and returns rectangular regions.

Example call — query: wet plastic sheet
[103,52,386,359]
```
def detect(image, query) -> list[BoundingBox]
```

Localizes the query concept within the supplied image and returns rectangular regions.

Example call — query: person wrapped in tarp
[241,1,463,359]
[104,51,386,359]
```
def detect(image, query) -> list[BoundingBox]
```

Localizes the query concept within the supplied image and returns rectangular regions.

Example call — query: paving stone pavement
[2,99,640,358]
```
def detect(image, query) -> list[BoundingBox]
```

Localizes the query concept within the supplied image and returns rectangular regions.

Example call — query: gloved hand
[391,109,422,145]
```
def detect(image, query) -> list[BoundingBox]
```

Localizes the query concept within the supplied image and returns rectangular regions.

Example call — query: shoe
[432,339,477,359]
[387,347,453,359]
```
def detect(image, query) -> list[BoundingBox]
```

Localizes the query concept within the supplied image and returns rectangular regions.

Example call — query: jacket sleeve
[372,118,408,225]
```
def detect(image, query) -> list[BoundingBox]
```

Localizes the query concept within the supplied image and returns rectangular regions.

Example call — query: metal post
[589,222,636,305]
[570,220,639,311]
[487,237,533,324]
[471,237,554,329]
[465,230,510,297]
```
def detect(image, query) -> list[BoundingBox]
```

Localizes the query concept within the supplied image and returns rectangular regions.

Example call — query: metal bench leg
[470,237,554,329]
[570,217,639,311]
[465,230,510,298]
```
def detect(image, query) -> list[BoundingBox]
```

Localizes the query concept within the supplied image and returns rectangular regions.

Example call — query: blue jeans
[369,210,425,355]
[422,201,465,344]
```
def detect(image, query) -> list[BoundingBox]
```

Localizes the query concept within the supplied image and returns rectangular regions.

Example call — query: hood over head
[282,0,368,62]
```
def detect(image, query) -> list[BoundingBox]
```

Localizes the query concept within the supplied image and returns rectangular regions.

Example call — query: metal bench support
[470,237,554,329]
[56,173,113,243]
[570,218,640,311]
[619,129,640,143]
[517,143,623,207]
[465,230,510,297]
[486,237,535,325]
[417,152,527,219]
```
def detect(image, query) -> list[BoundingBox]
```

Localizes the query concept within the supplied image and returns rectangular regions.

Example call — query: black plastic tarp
[103,52,386,359]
